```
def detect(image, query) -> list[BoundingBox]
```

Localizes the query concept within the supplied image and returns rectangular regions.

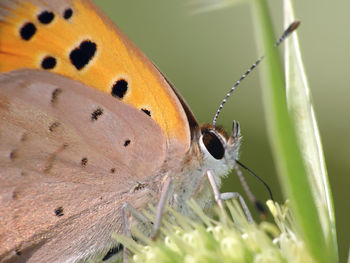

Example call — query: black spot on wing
[55,206,64,217]
[20,22,36,40]
[12,191,19,200]
[111,79,128,98]
[63,8,73,19]
[51,88,62,104]
[81,157,88,167]
[38,11,55,24]
[124,140,130,147]
[49,122,60,132]
[9,149,18,160]
[141,108,151,117]
[41,56,57,70]
[91,107,104,121]
[110,168,116,174]
[21,133,28,142]
[69,40,97,70]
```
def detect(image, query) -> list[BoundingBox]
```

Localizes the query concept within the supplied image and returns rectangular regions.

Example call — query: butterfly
[0,0,242,262]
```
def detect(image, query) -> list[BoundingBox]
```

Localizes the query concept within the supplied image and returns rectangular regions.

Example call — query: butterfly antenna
[212,21,300,127]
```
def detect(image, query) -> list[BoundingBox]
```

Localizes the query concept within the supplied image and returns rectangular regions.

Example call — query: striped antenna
[212,21,300,127]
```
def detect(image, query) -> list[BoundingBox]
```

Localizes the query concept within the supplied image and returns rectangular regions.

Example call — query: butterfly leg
[151,176,172,240]
[121,176,172,262]
[206,170,224,209]
[121,202,150,262]
[219,192,253,223]
[206,170,253,223]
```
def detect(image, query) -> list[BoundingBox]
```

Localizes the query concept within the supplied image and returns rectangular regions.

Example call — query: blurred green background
[95,0,349,261]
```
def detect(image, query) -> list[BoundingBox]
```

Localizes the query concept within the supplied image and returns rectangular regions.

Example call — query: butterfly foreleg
[206,170,253,223]
[218,192,253,223]
[206,170,224,209]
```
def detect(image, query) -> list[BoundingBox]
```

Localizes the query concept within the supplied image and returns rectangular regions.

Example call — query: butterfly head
[198,121,241,175]
[168,120,242,217]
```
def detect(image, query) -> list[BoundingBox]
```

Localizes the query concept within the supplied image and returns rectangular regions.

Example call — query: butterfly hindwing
[0,69,167,262]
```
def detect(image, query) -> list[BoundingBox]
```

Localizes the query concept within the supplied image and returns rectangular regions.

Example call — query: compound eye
[202,131,225,160]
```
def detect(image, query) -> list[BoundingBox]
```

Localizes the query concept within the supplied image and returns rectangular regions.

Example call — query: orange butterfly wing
[0,0,191,150]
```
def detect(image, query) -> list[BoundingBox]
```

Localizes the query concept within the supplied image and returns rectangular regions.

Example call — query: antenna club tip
[288,20,301,32]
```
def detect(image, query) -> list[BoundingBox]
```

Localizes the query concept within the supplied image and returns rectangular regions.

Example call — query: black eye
[202,131,225,160]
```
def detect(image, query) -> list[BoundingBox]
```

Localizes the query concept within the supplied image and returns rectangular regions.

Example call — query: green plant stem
[283,0,338,260]
[251,1,329,262]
